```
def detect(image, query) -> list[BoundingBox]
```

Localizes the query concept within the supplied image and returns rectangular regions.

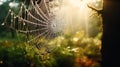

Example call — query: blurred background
[0,0,103,67]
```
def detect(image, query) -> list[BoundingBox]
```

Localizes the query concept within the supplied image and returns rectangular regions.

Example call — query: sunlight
[0,0,7,6]
[52,0,89,34]
[87,0,103,10]
[0,2,3,6]
[51,0,103,35]
[9,2,19,8]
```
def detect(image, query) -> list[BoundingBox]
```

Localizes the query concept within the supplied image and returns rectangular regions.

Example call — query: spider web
[2,0,63,42]
[1,0,64,54]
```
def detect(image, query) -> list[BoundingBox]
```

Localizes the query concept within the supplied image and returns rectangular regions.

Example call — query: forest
[0,0,103,67]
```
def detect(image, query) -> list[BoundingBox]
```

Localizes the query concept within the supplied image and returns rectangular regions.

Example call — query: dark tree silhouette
[102,0,120,67]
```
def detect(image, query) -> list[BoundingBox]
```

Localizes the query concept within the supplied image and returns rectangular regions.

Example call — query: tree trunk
[102,0,120,67]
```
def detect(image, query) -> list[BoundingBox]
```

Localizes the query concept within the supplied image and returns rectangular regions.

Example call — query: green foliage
[52,48,75,67]
[0,42,27,67]
[0,31,102,67]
